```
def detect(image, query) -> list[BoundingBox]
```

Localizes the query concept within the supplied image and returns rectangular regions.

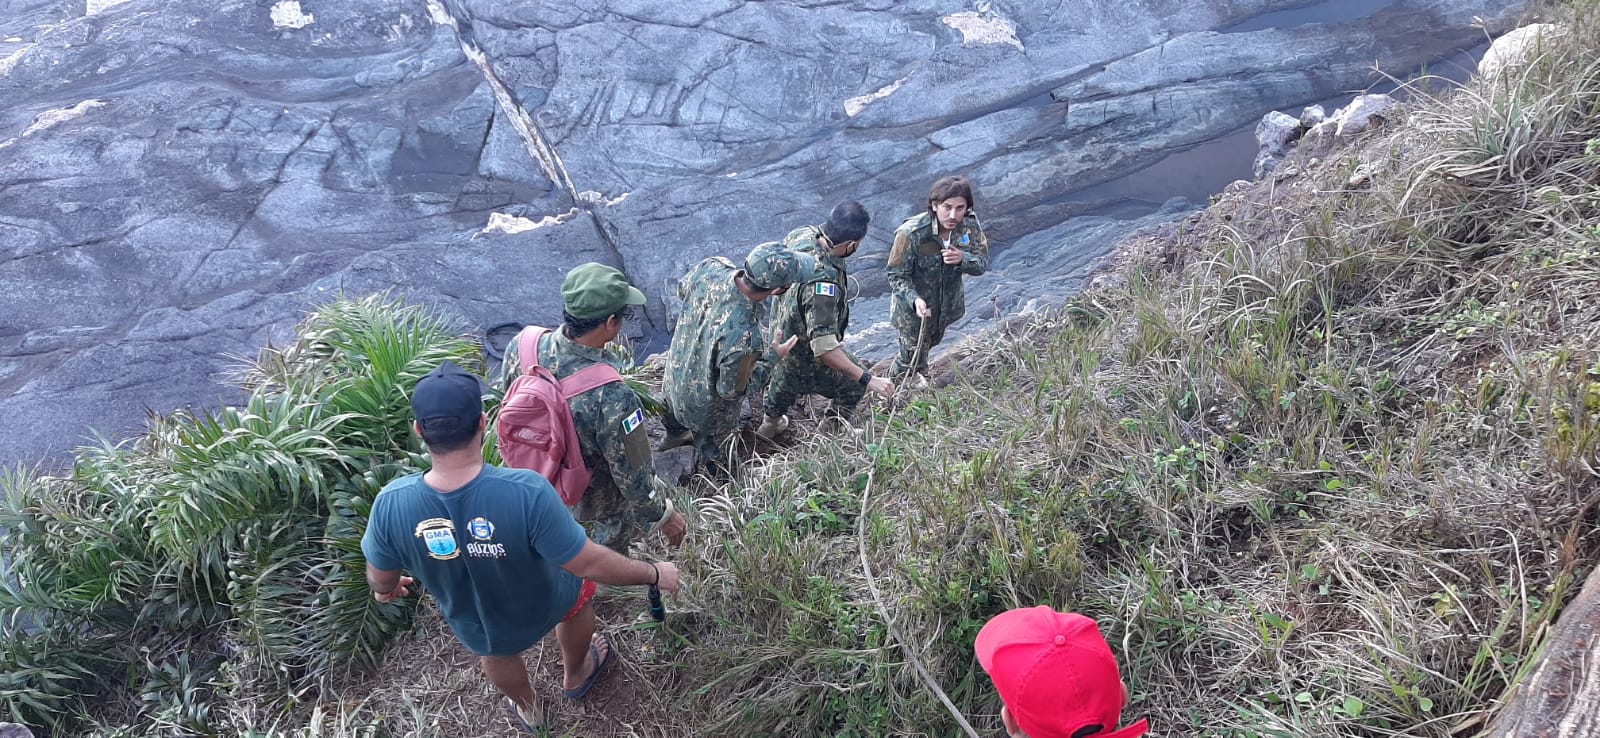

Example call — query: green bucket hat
[743,242,818,291]
[562,263,647,320]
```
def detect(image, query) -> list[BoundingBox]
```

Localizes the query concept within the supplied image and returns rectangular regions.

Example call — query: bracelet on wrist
[649,561,660,586]
[858,370,873,387]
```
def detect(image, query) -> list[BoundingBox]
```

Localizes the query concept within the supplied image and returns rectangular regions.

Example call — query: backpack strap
[559,363,623,397]
[516,326,551,376]
[518,324,622,395]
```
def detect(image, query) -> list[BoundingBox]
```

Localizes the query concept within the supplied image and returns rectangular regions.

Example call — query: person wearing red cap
[975,606,1150,738]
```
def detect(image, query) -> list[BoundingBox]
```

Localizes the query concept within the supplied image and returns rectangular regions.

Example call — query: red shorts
[562,579,597,622]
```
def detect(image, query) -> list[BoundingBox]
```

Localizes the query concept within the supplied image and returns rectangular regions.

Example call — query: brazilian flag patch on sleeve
[815,283,838,297]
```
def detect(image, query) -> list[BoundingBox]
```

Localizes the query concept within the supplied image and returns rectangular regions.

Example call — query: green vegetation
[0,297,481,734]
[5,3,1600,737]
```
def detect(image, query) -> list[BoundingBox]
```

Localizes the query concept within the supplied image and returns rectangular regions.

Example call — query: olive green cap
[561,262,647,320]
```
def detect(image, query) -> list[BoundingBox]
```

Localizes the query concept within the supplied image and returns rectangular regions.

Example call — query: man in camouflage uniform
[659,243,816,476]
[758,201,896,437]
[887,175,990,385]
[500,263,687,555]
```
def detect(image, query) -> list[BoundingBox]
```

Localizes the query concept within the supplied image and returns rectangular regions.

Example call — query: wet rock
[0,724,34,738]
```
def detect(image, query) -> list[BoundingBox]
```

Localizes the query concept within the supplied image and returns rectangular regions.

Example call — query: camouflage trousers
[889,304,951,379]
[763,351,868,419]
[662,401,743,478]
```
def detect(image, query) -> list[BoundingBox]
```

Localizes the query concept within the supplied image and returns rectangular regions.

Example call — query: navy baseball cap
[412,361,487,441]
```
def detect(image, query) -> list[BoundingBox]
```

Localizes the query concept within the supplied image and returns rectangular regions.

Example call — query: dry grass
[14,3,1600,737]
[258,6,1600,736]
[221,585,697,738]
[648,5,1600,736]
[245,8,1599,736]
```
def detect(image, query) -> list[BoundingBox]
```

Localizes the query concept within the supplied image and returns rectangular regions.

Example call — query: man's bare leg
[481,652,539,718]
[554,600,606,692]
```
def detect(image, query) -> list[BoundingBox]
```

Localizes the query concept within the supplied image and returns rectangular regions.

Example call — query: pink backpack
[496,326,622,505]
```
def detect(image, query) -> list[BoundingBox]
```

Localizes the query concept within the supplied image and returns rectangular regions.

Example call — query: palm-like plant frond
[0,295,491,729]
[0,461,150,626]
[0,626,113,731]
[244,294,486,456]
[308,462,420,681]
[145,394,346,568]
[225,518,326,691]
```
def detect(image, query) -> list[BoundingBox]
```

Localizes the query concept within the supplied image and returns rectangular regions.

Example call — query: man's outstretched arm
[560,540,681,593]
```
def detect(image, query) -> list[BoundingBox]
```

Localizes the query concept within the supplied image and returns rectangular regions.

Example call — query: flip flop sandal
[504,697,549,734]
[562,634,615,700]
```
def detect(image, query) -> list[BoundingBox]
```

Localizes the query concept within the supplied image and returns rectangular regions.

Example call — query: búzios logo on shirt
[465,518,504,556]
[414,518,459,560]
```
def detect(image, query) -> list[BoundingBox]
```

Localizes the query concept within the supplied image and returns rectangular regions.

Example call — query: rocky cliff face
[0,0,1525,465]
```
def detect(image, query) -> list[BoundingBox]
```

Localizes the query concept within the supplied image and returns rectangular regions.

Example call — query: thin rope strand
[856,314,981,738]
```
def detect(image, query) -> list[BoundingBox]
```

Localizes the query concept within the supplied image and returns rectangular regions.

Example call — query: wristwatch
[858,370,873,387]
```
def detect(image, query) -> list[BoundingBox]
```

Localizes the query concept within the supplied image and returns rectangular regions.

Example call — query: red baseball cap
[975,607,1149,738]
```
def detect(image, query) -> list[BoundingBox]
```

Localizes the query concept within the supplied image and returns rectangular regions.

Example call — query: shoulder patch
[621,408,644,434]
[815,283,838,297]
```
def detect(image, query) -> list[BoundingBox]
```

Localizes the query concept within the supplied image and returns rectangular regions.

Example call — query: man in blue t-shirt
[362,361,682,733]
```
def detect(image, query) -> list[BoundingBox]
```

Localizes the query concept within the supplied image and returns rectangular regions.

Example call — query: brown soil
[345,590,696,737]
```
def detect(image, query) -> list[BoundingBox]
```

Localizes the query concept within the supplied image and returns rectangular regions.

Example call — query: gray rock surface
[1300,104,1328,129]
[1332,93,1400,136]
[1478,23,1567,80]
[849,196,1198,363]
[0,0,1526,465]
[1254,111,1303,178]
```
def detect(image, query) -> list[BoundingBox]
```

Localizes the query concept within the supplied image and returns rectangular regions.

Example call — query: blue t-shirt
[360,464,588,656]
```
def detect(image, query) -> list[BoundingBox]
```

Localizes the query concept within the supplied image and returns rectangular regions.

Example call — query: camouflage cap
[562,262,648,320]
[743,242,818,291]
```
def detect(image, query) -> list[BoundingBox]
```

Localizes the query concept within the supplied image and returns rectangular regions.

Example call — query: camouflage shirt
[772,225,850,362]
[886,212,990,326]
[664,256,777,430]
[501,328,665,533]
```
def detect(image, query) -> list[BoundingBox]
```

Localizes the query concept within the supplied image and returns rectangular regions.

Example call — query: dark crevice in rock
[429,0,649,328]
